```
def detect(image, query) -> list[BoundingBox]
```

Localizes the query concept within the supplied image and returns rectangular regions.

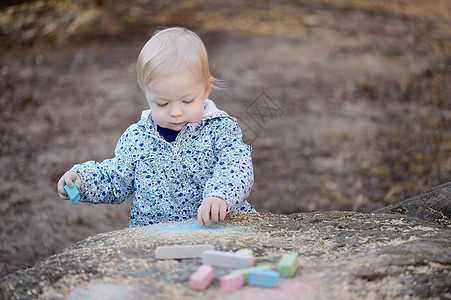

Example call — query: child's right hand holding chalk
[57,171,82,201]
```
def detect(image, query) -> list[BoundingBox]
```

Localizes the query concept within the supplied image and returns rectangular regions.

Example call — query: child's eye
[183,98,195,104]
[156,102,168,107]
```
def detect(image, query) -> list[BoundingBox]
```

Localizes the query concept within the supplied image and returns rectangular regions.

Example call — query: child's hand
[197,196,228,225]
[57,171,81,200]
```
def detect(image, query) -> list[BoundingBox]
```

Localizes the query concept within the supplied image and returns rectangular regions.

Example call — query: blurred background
[0,0,450,278]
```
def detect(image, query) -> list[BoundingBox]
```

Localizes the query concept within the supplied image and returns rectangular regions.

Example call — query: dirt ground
[0,0,450,278]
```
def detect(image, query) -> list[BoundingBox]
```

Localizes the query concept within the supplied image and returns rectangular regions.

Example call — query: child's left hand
[197,196,228,225]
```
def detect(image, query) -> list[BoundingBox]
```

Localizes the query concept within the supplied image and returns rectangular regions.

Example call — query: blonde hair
[136,27,217,97]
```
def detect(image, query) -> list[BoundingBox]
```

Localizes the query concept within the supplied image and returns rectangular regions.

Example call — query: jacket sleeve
[69,125,139,204]
[202,117,254,211]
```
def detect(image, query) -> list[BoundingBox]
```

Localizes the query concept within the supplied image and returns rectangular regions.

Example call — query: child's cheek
[193,107,205,122]
[151,110,163,126]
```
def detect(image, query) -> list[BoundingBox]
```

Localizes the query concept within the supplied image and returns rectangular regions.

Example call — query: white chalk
[201,250,255,269]
[155,244,214,259]
[189,265,214,291]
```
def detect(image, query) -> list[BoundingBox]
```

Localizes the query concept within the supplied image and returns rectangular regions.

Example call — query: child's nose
[169,103,183,117]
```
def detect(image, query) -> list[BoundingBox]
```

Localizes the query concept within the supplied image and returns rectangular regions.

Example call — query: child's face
[146,68,212,131]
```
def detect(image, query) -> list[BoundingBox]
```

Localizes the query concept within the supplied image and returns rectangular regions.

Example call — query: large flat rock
[377,182,451,225]
[1,211,450,299]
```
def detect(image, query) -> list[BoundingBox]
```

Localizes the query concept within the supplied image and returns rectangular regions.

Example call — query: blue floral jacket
[71,100,256,227]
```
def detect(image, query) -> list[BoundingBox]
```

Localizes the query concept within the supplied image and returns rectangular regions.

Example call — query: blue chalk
[64,183,80,204]
[142,220,245,236]
[248,269,280,288]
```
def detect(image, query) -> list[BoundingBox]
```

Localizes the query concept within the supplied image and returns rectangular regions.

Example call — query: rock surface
[377,182,451,226]
[1,208,450,299]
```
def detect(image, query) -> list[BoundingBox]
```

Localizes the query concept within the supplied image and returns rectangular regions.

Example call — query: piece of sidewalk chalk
[201,250,254,269]
[189,265,214,291]
[64,183,80,204]
[277,253,299,277]
[236,249,253,256]
[155,244,214,259]
[248,269,280,288]
[220,273,245,293]
[230,264,272,283]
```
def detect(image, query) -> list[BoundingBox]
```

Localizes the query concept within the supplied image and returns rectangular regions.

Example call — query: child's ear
[204,78,213,98]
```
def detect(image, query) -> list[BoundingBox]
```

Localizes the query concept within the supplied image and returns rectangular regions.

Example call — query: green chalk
[277,253,298,277]
[230,264,272,284]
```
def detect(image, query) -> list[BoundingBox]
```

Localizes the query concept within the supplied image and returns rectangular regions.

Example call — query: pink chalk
[220,273,245,293]
[189,265,214,291]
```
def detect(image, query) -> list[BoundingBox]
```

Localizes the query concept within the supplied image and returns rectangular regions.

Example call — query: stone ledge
[1,209,450,299]
[376,181,451,225]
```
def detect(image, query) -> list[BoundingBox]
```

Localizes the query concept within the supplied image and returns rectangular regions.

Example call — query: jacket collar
[203,99,228,120]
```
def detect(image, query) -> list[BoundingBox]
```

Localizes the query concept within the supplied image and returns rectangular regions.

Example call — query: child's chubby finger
[211,198,227,224]
[58,191,69,200]
[219,201,227,222]
[197,204,204,225]
[57,176,68,197]
[70,176,82,190]
[201,207,211,225]
[197,203,211,225]
[65,177,74,187]
[64,172,81,189]
[211,202,220,224]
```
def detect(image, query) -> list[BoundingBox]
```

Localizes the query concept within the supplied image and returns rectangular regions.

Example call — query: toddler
[57,27,256,227]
